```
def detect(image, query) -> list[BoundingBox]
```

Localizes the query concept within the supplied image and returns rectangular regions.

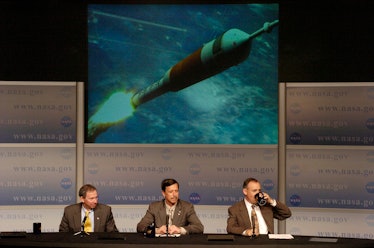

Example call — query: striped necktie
[251,205,259,236]
[168,208,173,225]
[84,210,92,232]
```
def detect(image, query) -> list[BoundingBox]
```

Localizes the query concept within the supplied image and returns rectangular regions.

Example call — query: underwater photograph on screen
[87,4,279,144]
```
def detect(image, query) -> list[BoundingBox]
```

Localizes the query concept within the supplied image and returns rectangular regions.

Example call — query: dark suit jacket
[59,203,118,232]
[227,200,291,235]
[137,199,204,234]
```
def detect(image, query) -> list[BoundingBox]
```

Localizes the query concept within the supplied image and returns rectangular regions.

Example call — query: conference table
[0,232,373,248]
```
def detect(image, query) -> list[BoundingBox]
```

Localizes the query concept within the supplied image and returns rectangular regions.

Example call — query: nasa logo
[289,194,301,206]
[60,148,73,159]
[289,133,302,144]
[290,165,301,176]
[365,182,374,194]
[59,87,73,98]
[366,215,374,226]
[263,150,275,160]
[189,164,201,175]
[262,179,274,191]
[367,88,374,99]
[88,163,99,174]
[290,102,302,114]
[189,192,201,204]
[60,178,72,189]
[60,116,73,127]
[161,149,172,160]
[365,118,374,130]
[367,151,374,163]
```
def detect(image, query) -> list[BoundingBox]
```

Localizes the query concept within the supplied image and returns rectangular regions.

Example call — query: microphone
[166,214,169,236]
[75,215,88,237]
[251,204,259,238]
[74,212,91,237]
[81,215,87,228]
[251,214,256,238]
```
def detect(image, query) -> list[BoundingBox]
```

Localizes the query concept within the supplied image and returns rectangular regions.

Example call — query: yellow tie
[84,210,92,232]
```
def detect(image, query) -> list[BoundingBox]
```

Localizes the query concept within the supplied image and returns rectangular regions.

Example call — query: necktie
[84,210,92,232]
[168,209,173,225]
[251,205,259,236]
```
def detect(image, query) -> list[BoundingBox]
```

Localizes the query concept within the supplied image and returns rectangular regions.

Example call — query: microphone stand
[251,206,258,239]
[251,215,256,239]
[166,214,169,237]
[251,205,260,239]
[74,216,90,237]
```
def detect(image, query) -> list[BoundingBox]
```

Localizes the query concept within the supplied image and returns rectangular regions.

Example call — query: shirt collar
[244,198,257,209]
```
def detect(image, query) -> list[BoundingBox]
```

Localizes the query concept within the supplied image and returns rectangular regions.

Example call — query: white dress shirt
[243,198,276,235]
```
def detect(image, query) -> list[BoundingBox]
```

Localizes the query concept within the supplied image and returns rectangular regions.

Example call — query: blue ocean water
[88,4,279,144]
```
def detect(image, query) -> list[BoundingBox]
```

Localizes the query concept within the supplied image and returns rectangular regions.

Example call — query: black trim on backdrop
[1,0,373,82]
[0,232,373,247]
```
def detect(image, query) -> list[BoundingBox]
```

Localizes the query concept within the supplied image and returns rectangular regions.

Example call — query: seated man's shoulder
[64,203,81,210]
[229,200,244,209]
[149,200,164,207]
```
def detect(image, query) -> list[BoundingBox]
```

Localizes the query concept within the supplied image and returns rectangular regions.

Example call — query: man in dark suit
[137,178,204,235]
[59,184,118,233]
[227,177,291,236]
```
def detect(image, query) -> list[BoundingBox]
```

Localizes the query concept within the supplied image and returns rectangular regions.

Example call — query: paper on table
[268,234,294,239]
[309,237,338,243]
[155,234,181,238]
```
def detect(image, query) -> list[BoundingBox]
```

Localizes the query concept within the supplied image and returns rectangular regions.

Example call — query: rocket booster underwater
[131,20,279,108]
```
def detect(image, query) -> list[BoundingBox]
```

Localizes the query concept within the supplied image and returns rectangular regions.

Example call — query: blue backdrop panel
[84,145,278,205]
[0,146,76,205]
[287,147,374,209]
[0,82,77,143]
[286,83,374,145]
[287,209,374,240]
